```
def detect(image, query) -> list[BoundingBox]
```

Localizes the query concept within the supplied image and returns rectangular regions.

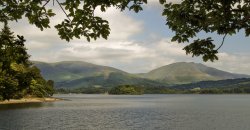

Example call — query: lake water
[0,94,250,130]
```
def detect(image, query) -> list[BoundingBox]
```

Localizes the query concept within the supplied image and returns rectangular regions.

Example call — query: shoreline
[0,97,62,105]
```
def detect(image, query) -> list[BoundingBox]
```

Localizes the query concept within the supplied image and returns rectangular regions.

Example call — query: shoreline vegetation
[56,86,250,95]
[0,97,62,105]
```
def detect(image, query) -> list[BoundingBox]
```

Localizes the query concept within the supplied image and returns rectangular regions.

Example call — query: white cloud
[95,7,144,41]
[25,41,52,50]
[205,53,250,75]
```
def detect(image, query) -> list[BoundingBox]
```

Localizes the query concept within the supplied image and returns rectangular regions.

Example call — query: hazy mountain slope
[139,62,249,84]
[33,61,126,82]
[56,72,168,89]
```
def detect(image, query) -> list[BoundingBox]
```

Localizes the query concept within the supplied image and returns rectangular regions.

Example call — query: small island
[109,85,144,95]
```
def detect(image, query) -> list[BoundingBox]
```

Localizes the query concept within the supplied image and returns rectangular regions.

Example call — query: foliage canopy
[163,0,250,61]
[1,0,250,61]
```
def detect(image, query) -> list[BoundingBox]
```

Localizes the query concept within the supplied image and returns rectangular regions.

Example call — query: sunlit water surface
[1,94,250,130]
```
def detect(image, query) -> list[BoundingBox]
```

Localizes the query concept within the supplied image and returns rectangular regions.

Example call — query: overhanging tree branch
[42,0,51,8]
[2,0,250,62]
[216,33,227,51]
[55,0,71,22]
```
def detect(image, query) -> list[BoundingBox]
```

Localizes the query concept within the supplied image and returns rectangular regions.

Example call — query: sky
[8,0,250,74]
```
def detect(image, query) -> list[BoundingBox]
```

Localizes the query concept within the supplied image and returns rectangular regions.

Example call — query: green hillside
[33,61,126,82]
[139,62,248,84]
[56,72,167,89]
[169,78,250,94]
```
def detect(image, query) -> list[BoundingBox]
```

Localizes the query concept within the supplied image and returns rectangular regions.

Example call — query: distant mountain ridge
[138,62,248,84]
[33,61,249,88]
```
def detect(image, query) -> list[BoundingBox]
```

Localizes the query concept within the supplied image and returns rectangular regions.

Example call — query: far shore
[0,97,62,105]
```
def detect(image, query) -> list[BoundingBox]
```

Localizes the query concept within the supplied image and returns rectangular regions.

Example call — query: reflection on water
[0,102,55,110]
[0,94,250,130]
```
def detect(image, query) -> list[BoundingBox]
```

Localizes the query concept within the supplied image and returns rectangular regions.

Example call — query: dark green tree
[1,0,250,61]
[0,25,54,100]
[0,24,30,100]
[46,80,55,96]
[25,66,55,98]
[109,85,144,95]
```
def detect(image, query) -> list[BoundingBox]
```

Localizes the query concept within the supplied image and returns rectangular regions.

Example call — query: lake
[0,94,250,130]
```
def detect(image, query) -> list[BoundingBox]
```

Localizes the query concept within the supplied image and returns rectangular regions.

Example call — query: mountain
[33,61,249,89]
[33,61,126,82]
[33,61,167,88]
[138,62,249,84]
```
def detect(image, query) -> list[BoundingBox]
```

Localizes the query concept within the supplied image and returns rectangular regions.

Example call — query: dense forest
[109,85,144,95]
[0,25,54,101]
[170,78,250,89]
